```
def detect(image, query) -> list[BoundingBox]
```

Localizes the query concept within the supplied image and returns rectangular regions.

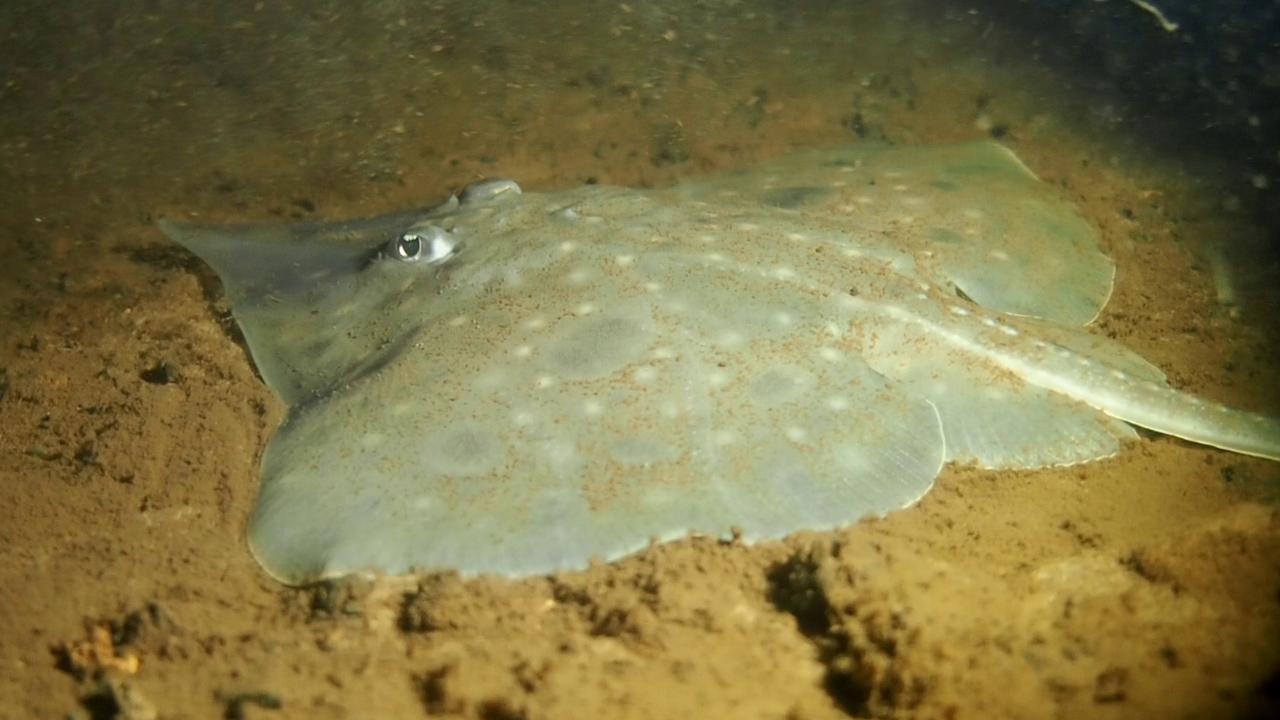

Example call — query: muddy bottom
[1,2,1278,719]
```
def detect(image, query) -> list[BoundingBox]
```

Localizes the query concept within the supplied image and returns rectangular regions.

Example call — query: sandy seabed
[1,2,1277,718]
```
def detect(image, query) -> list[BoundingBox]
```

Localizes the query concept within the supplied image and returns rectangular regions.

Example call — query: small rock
[1093,665,1129,703]
[80,675,157,720]
[219,690,283,719]
[139,360,179,385]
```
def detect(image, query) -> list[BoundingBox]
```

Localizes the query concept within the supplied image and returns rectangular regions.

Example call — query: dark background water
[3,2,1279,718]
[2,0,1277,220]
[980,0,1280,221]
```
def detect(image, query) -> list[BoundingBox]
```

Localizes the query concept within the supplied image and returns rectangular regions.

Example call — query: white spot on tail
[713,430,737,446]
[716,330,745,349]
[633,366,658,383]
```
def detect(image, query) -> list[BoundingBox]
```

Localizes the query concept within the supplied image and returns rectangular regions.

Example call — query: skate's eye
[388,226,456,264]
